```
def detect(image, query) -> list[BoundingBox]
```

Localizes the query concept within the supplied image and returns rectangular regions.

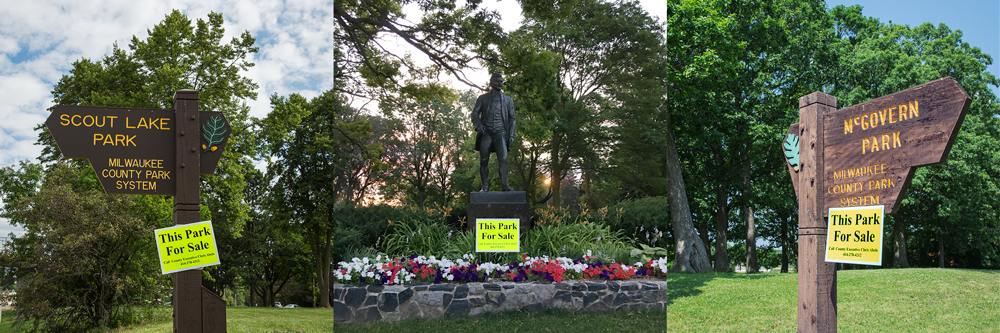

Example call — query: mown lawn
[0,307,332,332]
[336,307,667,333]
[667,268,1000,332]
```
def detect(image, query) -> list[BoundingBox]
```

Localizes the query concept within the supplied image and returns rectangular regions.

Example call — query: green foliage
[525,214,633,263]
[0,164,168,331]
[630,244,668,264]
[379,215,454,257]
[332,205,431,264]
[599,197,670,249]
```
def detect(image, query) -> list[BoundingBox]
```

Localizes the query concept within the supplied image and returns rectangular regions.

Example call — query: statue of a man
[471,73,515,191]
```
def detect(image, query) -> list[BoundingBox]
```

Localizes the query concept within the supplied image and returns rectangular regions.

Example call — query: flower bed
[333,252,669,323]
[334,251,669,285]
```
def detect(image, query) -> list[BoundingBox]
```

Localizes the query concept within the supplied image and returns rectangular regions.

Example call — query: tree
[378,94,468,209]
[227,170,311,307]
[0,163,169,331]
[264,89,383,308]
[668,0,832,272]
[335,0,580,96]
[511,0,667,207]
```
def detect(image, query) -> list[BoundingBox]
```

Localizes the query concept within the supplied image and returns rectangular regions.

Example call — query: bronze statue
[471,73,515,191]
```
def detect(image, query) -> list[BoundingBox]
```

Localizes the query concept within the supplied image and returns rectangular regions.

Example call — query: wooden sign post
[46,90,232,333]
[784,77,970,332]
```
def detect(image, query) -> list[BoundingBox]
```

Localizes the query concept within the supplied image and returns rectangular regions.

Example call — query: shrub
[596,197,670,249]
[379,215,455,257]
[523,218,633,263]
[333,205,434,263]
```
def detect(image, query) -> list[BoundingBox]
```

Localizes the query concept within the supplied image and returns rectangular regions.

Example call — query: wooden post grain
[797,92,837,333]
[174,90,203,332]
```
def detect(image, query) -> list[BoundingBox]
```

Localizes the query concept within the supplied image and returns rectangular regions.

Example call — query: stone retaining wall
[333,280,667,323]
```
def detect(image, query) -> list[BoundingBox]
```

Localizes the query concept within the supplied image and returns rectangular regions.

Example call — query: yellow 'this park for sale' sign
[476,218,519,252]
[825,205,884,265]
[155,220,220,274]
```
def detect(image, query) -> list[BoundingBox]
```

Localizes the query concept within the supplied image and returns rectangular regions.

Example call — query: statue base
[468,191,530,240]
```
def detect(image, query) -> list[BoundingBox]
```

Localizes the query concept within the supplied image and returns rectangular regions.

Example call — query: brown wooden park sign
[783,77,970,332]
[46,91,231,333]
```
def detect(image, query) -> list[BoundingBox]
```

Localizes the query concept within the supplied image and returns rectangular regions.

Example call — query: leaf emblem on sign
[202,114,227,152]
[783,133,800,171]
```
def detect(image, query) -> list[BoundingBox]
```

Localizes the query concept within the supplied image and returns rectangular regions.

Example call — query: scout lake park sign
[45,91,231,333]
[783,77,970,332]
[46,106,231,194]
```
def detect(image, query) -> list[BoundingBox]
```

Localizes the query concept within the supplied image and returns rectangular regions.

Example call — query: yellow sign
[825,205,884,265]
[154,221,220,274]
[475,218,519,252]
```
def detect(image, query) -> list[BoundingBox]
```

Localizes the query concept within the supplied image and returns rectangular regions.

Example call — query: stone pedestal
[467,191,530,239]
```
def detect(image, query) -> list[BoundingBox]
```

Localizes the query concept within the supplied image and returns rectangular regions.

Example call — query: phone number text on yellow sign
[825,205,884,266]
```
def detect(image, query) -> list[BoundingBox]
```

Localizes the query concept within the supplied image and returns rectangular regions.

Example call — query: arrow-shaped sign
[46,105,231,195]
[785,77,970,214]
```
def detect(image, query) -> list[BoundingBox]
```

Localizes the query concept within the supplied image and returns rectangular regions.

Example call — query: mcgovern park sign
[783,77,970,332]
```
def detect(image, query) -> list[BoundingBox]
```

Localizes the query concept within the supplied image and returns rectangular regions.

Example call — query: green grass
[0,310,13,332]
[667,268,1000,332]
[335,308,667,333]
[0,307,332,332]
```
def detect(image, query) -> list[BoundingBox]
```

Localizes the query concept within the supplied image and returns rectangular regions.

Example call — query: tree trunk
[745,205,758,273]
[893,219,909,268]
[781,216,789,273]
[713,182,730,272]
[697,216,710,262]
[742,163,758,273]
[318,227,333,307]
[550,137,563,207]
[665,110,711,273]
[938,231,945,268]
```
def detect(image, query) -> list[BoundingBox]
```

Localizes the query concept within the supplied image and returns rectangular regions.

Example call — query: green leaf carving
[783,134,800,171]
[202,114,228,152]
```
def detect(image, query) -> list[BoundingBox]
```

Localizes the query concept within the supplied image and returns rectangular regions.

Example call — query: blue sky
[0,1,332,236]
[826,0,1000,97]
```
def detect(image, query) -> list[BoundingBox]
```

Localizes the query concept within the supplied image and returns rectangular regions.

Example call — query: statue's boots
[500,171,513,191]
